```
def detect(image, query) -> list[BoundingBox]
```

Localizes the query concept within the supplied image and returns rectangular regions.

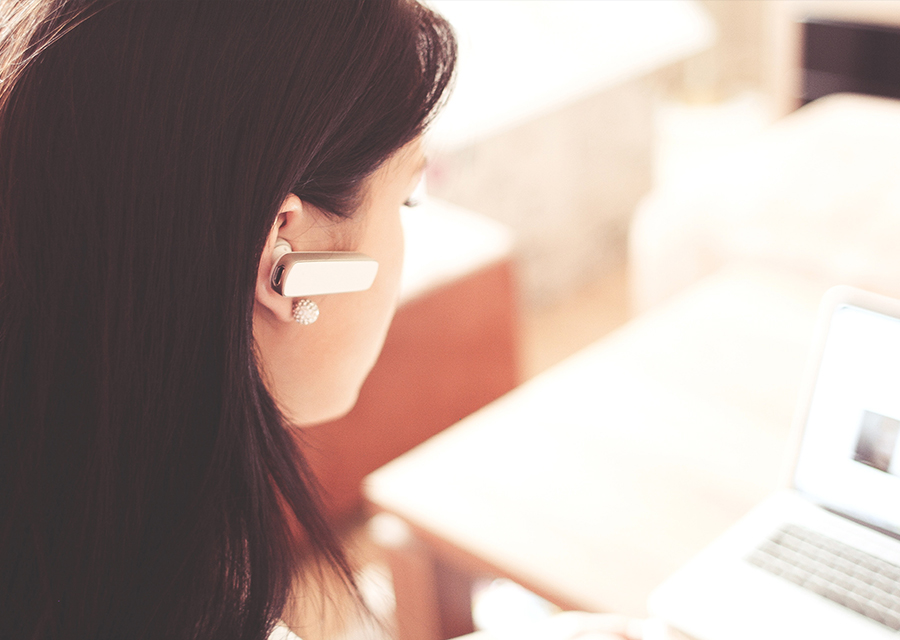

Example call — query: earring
[292,299,319,325]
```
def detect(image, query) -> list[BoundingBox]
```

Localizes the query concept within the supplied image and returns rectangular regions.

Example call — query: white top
[270,622,302,640]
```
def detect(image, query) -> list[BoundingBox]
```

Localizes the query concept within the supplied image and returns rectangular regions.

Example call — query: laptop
[648,285,900,640]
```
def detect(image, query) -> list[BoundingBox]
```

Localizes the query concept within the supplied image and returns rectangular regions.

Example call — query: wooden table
[365,268,830,640]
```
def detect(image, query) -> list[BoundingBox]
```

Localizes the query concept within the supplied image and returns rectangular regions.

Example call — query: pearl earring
[292,299,319,325]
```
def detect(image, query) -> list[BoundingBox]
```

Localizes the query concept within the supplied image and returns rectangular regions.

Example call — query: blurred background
[291,1,900,638]
[422,0,900,372]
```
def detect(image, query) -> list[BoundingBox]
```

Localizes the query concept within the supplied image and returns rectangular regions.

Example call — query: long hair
[0,1,455,639]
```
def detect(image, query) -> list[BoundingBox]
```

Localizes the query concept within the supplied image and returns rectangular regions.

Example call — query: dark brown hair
[0,1,454,638]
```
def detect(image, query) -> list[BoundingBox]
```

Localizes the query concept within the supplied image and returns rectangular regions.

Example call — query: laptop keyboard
[746,523,900,631]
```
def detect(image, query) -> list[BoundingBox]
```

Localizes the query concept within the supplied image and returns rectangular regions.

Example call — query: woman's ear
[254,195,306,323]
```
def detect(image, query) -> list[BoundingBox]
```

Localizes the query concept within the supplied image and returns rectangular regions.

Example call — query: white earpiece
[273,238,293,262]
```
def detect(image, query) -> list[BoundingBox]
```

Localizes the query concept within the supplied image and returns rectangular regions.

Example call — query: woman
[0,1,452,638]
[0,1,654,638]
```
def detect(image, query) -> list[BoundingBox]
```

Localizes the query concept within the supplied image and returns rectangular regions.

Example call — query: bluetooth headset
[269,238,379,297]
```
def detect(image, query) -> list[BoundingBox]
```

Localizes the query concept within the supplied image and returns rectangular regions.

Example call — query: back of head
[0,1,454,638]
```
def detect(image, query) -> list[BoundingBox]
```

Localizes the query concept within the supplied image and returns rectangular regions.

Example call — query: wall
[427,78,655,307]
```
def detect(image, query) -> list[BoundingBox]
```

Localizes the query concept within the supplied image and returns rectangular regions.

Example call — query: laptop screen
[794,302,900,536]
